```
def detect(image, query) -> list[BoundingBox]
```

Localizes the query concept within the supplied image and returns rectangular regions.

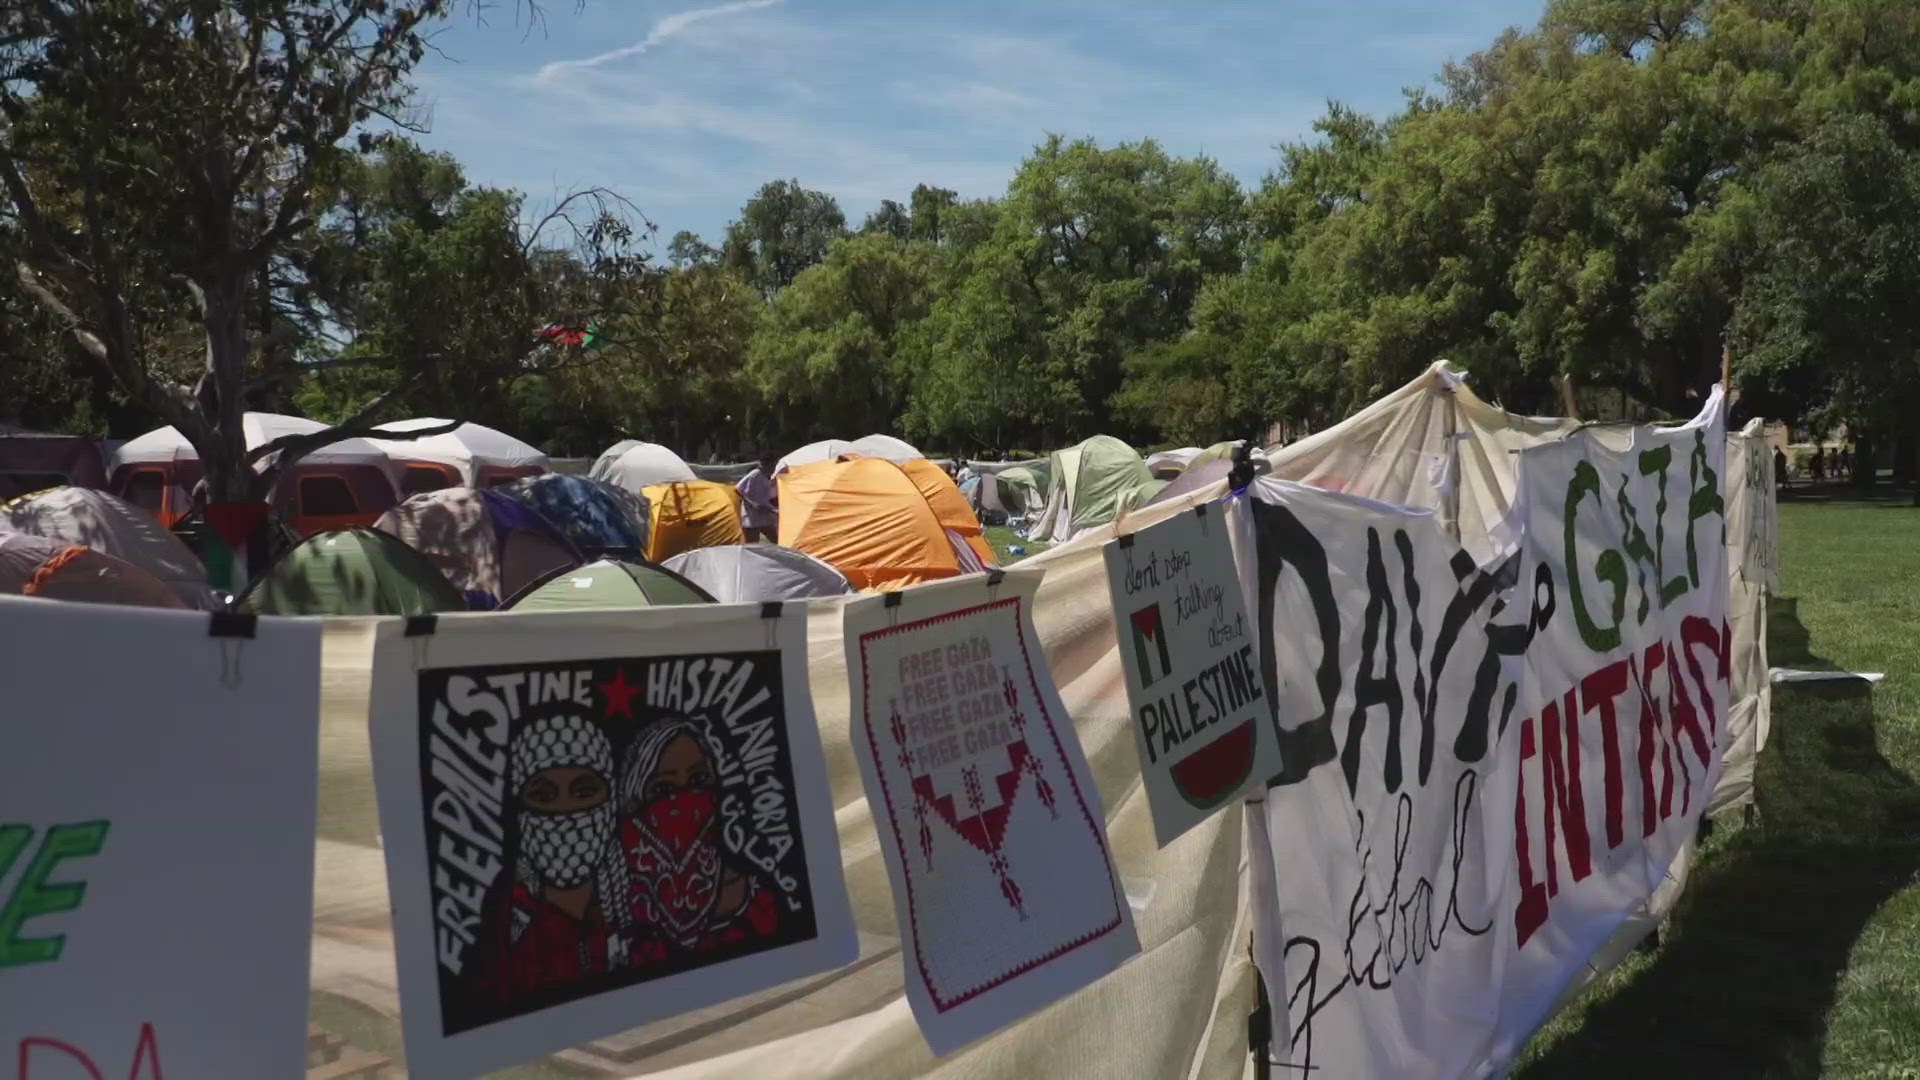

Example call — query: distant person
[736,454,778,543]
[1811,447,1826,483]
[1774,446,1790,489]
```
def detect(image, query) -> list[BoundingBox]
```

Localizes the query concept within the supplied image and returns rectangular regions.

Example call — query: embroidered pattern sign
[845,571,1138,1054]
[0,599,321,1079]
[1104,503,1281,845]
[371,605,855,1079]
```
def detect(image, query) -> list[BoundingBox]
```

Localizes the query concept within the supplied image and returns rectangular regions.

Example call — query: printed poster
[844,570,1139,1054]
[0,598,321,1078]
[1104,503,1282,845]
[369,605,856,1079]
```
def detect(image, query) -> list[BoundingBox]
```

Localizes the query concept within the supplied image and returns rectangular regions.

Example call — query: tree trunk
[199,278,259,504]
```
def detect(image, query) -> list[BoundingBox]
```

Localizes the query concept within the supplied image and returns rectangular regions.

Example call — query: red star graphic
[598,667,641,720]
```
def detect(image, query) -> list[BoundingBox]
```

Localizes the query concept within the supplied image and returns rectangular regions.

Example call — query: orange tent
[640,480,746,562]
[778,458,962,590]
[898,458,996,567]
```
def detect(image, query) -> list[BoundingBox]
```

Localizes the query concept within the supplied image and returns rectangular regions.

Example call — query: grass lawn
[984,523,1049,565]
[1516,484,1920,1078]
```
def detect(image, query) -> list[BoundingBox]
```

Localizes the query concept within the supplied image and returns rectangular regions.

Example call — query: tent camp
[110,412,402,534]
[898,457,996,566]
[1030,435,1166,543]
[502,557,714,611]
[638,480,745,562]
[0,532,187,608]
[663,544,854,602]
[778,457,974,590]
[776,433,922,473]
[0,425,108,501]
[373,487,578,609]
[237,527,464,616]
[590,441,697,490]
[1,486,216,608]
[501,474,649,555]
[370,418,548,494]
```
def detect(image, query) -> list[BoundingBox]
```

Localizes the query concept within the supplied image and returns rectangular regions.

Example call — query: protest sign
[1104,503,1281,845]
[1487,390,1730,1059]
[844,571,1138,1054]
[1245,388,1731,1077]
[369,604,855,1079]
[0,598,320,1079]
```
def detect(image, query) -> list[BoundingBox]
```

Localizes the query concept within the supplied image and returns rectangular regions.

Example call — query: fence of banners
[0,369,1773,1079]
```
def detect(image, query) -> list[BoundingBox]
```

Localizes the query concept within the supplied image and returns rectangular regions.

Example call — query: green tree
[750,232,932,443]
[721,179,849,296]
[0,0,454,503]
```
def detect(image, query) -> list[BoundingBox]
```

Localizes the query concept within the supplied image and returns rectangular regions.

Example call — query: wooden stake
[1557,371,1580,420]
[1720,340,1732,393]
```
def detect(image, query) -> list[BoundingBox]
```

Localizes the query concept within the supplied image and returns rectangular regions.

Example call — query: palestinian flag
[535,321,604,349]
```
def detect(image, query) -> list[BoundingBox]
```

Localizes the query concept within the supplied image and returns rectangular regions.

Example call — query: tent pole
[1443,382,1462,544]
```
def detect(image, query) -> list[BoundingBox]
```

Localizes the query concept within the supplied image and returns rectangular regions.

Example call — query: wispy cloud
[534,0,783,83]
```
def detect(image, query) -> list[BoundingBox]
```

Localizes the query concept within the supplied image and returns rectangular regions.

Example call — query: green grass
[984,524,1049,565]
[1517,485,1920,1079]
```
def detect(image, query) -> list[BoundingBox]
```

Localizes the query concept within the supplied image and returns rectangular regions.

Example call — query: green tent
[995,464,1048,516]
[502,557,714,611]
[238,528,465,616]
[1031,435,1165,543]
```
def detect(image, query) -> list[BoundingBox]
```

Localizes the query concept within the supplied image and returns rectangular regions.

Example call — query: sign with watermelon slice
[1105,503,1282,847]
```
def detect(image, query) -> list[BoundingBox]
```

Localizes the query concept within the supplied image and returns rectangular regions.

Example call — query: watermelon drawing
[1169,718,1257,809]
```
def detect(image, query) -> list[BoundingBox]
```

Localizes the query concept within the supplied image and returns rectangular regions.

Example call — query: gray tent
[662,544,854,602]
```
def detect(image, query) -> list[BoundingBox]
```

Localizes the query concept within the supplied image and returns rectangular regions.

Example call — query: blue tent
[500,474,648,555]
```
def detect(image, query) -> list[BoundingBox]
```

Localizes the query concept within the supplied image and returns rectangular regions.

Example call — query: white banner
[1103,503,1281,846]
[844,571,1139,1054]
[1244,483,1522,1076]
[0,599,320,1078]
[1488,391,1730,1059]
[369,605,856,1079]
[1246,391,1732,1077]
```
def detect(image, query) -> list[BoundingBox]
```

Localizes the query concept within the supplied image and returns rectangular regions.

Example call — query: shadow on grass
[1517,601,1920,1079]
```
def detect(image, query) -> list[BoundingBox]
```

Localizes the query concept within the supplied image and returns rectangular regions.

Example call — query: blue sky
[410,0,1548,249]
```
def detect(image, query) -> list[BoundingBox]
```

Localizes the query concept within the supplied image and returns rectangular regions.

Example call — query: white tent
[661,544,854,602]
[369,418,548,489]
[112,411,400,477]
[776,434,923,473]
[590,440,697,493]
[1,486,217,608]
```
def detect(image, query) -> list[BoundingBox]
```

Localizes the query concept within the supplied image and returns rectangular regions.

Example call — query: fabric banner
[844,571,1139,1054]
[0,598,321,1078]
[368,605,856,1079]
[1487,389,1731,1060]
[1243,481,1523,1076]
[1104,502,1280,846]
[1245,390,1733,1077]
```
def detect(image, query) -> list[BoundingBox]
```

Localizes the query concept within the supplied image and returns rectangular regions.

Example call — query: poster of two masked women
[414,649,825,1035]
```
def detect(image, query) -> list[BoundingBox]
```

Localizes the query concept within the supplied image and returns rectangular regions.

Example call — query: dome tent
[1031,435,1165,544]
[778,457,968,591]
[897,458,996,567]
[110,411,402,534]
[1145,447,1203,479]
[663,544,854,602]
[374,487,579,610]
[2,486,216,608]
[776,434,922,473]
[502,557,714,611]
[501,474,649,556]
[237,527,465,616]
[637,480,745,562]
[0,532,187,609]
[591,441,697,491]
[371,418,549,494]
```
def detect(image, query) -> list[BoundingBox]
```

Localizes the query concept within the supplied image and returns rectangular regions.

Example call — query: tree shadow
[1517,600,1920,1079]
